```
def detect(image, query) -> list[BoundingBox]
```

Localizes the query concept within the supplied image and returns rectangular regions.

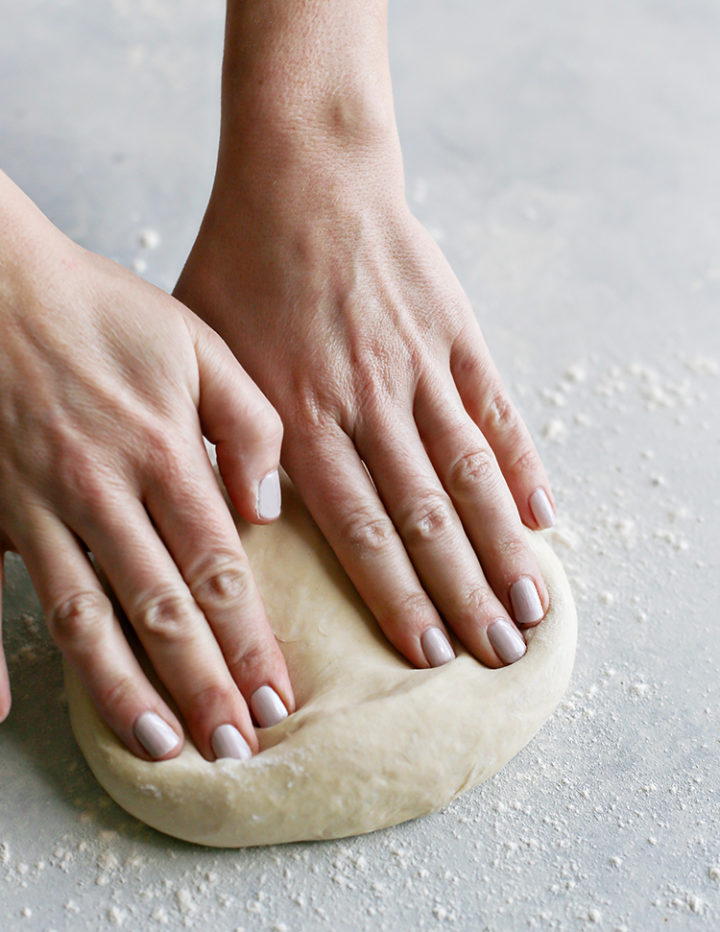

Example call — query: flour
[542,417,567,442]
[137,228,161,250]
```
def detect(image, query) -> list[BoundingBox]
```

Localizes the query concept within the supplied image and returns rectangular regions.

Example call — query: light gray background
[1,1,718,929]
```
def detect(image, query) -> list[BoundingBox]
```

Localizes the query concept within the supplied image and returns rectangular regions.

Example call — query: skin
[0,171,294,760]
[175,0,556,671]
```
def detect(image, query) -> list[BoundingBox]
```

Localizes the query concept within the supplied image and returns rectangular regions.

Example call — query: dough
[65,481,576,848]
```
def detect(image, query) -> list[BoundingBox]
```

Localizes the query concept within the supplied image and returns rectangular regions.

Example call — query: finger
[82,495,260,760]
[0,552,11,721]
[415,378,549,630]
[450,324,556,530]
[284,423,455,670]
[13,509,184,760]
[186,312,284,524]
[144,451,294,727]
[356,411,526,667]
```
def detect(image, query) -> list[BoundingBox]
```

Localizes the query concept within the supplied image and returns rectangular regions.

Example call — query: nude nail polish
[529,488,555,529]
[134,711,180,759]
[488,617,527,664]
[250,685,288,728]
[257,470,281,520]
[211,724,252,761]
[510,577,544,625]
[421,627,456,667]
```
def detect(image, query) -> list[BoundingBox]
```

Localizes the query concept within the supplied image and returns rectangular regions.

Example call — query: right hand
[0,172,294,761]
[175,1,555,677]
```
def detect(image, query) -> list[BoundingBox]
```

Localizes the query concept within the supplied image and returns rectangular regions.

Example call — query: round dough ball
[65,481,576,847]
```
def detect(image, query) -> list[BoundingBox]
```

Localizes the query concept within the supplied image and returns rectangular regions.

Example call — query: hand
[175,3,556,671]
[0,172,294,761]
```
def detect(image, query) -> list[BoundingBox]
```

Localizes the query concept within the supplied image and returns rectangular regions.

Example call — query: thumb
[189,315,284,524]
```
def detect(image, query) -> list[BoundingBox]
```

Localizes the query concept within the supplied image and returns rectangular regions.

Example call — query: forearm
[219,0,399,175]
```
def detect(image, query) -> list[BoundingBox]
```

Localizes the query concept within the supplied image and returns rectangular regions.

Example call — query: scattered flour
[137,228,161,250]
[542,417,567,442]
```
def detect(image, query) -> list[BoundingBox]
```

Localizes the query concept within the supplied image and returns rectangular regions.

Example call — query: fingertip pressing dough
[65,481,577,848]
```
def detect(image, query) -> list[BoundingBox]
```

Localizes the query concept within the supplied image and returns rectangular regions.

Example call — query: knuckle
[402,493,455,547]
[447,447,497,498]
[509,445,541,479]
[49,591,111,644]
[228,642,277,682]
[190,553,254,612]
[343,508,395,557]
[141,419,197,483]
[242,399,284,451]
[354,369,390,421]
[55,447,114,517]
[96,674,135,713]
[185,682,236,719]
[458,585,495,624]
[147,434,184,482]
[381,590,431,634]
[134,590,199,643]
[492,534,529,563]
[452,343,488,382]
[54,443,89,491]
[291,388,339,435]
[486,390,517,432]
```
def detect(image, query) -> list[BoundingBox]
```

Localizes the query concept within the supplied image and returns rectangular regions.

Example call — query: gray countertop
[1,1,718,929]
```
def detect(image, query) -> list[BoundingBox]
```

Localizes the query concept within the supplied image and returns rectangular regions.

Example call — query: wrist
[219,0,398,169]
[0,171,91,323]
[0,170,78,268]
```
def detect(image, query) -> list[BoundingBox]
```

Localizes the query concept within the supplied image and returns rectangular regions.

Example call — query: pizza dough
[65,481,576,848]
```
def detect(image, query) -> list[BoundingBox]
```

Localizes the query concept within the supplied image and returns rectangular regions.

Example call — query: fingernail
[488,617,527,664]
[421,627,456,667]
[250,685,288,728]
[529,488,555,529]
[257,469,281,520]
[510,577,545,625]
[211,723,252,761]
[134,711,181,759]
